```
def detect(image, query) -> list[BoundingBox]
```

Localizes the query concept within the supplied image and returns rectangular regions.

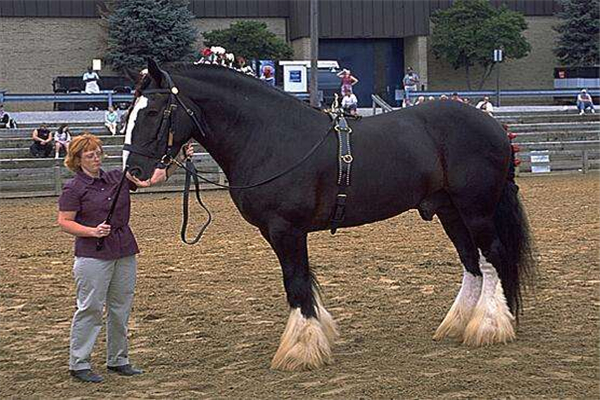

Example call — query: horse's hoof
[462,288,516,346]
[271,309,334,371]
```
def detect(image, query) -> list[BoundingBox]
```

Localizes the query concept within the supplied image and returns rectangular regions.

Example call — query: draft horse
[123,60,536,371]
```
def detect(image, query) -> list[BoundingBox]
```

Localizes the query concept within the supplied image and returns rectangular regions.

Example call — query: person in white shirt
[83,67,100,94]
[577,89,596,115]
[341,90,358,116]
[476,96,494,116]
[54,123,72,159]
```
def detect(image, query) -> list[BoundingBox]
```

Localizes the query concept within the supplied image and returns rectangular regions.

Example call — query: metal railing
[2,88,598,109]
[371,94,394,115]
[0,91,134,108]
[406,88,600,103]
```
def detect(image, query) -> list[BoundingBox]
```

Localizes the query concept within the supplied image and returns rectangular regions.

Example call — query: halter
[123,70,207,169]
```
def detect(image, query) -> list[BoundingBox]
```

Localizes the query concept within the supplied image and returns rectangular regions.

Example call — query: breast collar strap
[123,70,207,168]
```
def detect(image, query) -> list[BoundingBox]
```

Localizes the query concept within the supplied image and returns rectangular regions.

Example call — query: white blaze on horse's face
[122,96,149,170]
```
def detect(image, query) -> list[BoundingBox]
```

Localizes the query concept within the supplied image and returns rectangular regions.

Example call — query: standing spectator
[577,89,596,115]
[260,65,275,86]
[83,67,100,94]
[476,96,494,116]
[57,134,194,383]
[402,67,420,107]
[0,104,17,129]
[341,89,358,116]
[54,123,72,159]
[336,69,359,94]
[105,106,119,136]
[30,123,53,158]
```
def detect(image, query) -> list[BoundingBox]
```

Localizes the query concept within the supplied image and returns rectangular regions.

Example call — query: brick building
[0,0,560,108]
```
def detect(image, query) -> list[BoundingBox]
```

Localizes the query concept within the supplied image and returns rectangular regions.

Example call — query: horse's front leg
[262,223,338,371]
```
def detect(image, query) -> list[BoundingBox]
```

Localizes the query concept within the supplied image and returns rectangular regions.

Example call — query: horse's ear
[147,58,163,86]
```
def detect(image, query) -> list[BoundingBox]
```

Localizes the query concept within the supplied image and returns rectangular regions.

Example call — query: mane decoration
[193,46,255,77]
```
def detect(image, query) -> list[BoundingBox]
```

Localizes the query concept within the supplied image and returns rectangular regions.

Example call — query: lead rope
[96,166,129,251]
[179,158,212,244]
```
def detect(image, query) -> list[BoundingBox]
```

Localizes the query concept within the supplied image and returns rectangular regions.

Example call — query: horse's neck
[188,78,328,179]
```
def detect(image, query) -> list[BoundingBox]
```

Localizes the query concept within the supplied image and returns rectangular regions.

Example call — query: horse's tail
[493,173,537,319]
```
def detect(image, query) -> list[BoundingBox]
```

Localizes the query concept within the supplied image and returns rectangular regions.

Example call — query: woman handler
[58,133,192,383]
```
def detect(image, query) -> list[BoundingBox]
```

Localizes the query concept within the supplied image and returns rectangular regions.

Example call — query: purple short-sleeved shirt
[58,169,139,260]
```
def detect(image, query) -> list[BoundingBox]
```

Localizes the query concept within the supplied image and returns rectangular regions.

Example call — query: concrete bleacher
[0,107,598,198]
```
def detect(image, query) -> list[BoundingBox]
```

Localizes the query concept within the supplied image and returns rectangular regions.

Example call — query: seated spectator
[119,108,129,134]
[414,96,426,106]
[440,94,449,100]
[54,123,72,159]
[30,123,53,158]
[428,96,436,101]
[451,92,464,102]
[476,96,494,116]
[236,56,256,76]
[341,89,358,116]
[577,89,596,115]
[104,106,119,135]
[0,104,17,129]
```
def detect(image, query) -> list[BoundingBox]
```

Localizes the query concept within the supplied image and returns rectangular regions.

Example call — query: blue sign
[289,70,302,83]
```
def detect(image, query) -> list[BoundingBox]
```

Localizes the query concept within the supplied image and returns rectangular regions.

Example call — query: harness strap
[330,114,353,234]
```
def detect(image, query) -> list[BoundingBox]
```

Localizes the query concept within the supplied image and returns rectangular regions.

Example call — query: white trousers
[69,255,137,371]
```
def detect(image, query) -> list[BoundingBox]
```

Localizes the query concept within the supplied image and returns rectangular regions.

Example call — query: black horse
[124,60,536,371]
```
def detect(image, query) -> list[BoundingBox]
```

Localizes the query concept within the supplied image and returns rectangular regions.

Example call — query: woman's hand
[92,222,111,238]
[182,143,194,160]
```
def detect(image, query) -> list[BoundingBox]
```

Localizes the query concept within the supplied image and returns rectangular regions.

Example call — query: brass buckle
[160,154,173,166]
[341,154,353,164]
[335,125,352,134]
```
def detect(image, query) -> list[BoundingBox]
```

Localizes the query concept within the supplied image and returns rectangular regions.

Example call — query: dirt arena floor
[1,174,598,399]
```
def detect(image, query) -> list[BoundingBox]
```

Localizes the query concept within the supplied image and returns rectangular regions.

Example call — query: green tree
[431,0,531,89]
[202,21,293,61]
[103,0,197,72]
[553,0,600,66]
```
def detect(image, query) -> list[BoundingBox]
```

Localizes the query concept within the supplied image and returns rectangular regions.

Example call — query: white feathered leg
[271,290,338,371]
[434,269,482,340]
[463,252,516,346]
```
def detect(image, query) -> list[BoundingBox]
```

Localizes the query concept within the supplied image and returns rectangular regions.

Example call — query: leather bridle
[123,70,207,170]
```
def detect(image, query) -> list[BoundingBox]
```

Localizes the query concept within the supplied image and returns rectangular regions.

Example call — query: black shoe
[70,369,104,383]
[107,364,143,376]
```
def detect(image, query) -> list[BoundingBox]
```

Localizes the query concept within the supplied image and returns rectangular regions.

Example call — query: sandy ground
[0,173,598,399]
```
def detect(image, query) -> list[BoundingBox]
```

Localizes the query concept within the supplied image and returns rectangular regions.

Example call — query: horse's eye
[146,110,159,117]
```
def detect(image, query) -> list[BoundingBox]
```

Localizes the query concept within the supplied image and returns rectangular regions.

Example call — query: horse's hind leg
[261,223,338,371]
[432,198,483,341]
[458,213,516,346]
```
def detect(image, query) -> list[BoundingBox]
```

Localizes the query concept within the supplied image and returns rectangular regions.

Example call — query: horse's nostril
[129,167,142,178]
